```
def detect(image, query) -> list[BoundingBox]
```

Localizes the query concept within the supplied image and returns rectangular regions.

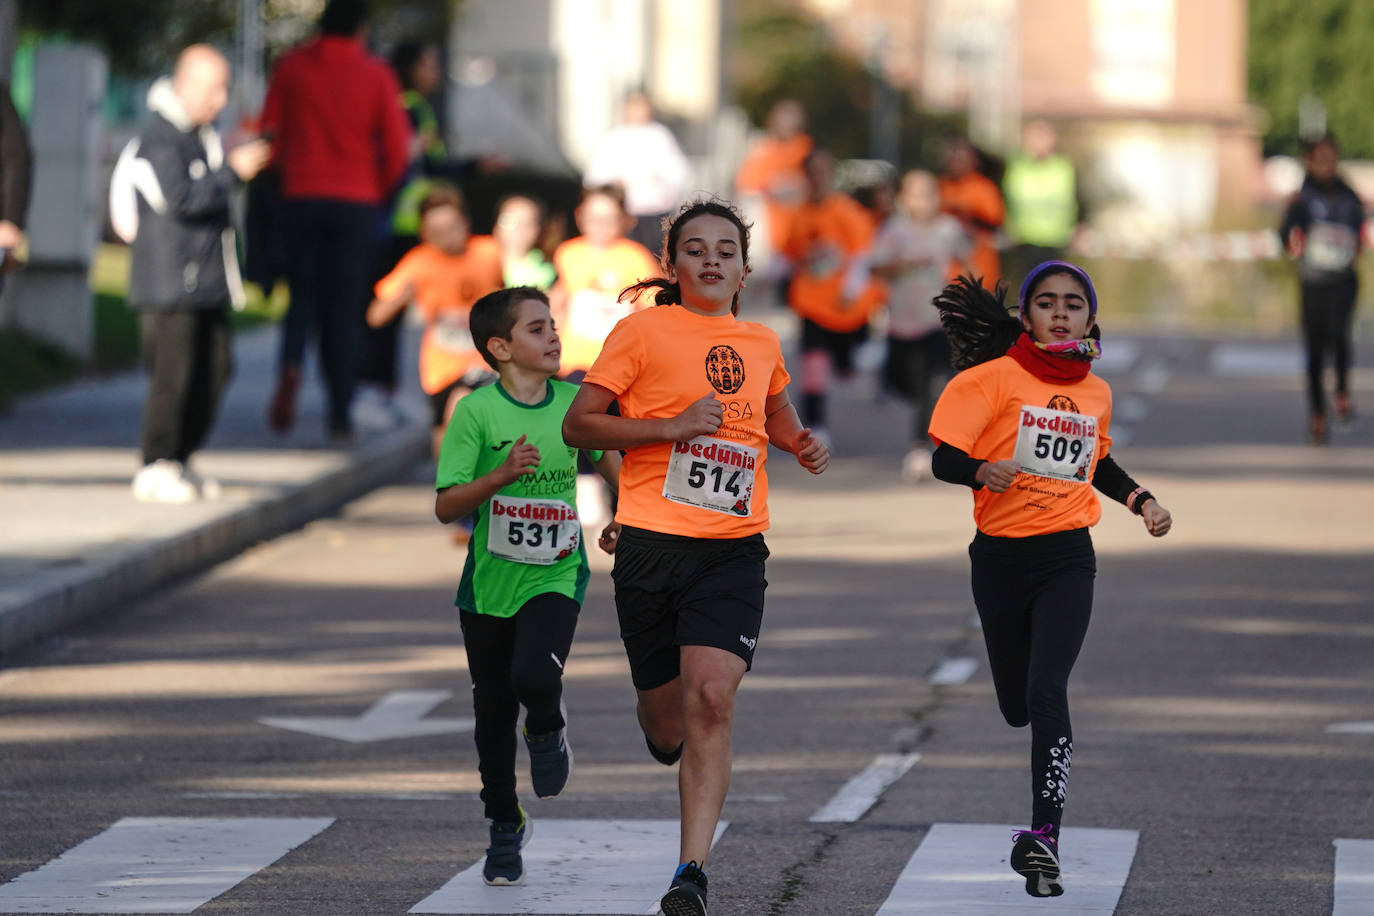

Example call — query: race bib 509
[1012,406,1096,483]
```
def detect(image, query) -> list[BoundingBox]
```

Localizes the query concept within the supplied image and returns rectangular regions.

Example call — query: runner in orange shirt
[551,185,661,378]
[938,137,1005,290]
[782,148,884,440]
[368,185,505,457]
[562,199,829,916]
[928,262,1172,898]
[734,98,813,261]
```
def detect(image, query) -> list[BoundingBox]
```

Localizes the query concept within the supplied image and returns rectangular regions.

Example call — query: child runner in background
[436,286,621,887]
[938,136,1005,291]
[495,194,558,291]
[869,169,970,480]
[781,148,884,443]
[551,184,660,526]
[562,199,829,916]
[1279,133,1363,444]
[367,185,504,459]
[928,262,1172,898]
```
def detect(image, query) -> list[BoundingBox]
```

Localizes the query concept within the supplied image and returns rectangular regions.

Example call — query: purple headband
[1017,260,1098,317]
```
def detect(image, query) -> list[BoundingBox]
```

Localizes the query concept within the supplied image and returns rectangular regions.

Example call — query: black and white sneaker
[659,860,708,916]
[482,811,529,886]
[1010,825,1063,897]
[524,725,572,798]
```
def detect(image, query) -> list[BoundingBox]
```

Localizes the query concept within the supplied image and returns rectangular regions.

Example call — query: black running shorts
[611,525,769,690]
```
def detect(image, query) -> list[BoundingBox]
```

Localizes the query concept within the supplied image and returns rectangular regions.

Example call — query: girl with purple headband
[926,261,1172,897]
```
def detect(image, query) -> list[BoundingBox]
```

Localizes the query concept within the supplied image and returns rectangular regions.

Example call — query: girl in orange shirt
[927,261,1171,898]
[563,199,828,916]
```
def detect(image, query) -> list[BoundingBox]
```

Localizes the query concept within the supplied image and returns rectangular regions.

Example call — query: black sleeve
[0,87,33,228]
[1278,192,1306,245]
[932,442,985,490]
[1092,454,1143,510]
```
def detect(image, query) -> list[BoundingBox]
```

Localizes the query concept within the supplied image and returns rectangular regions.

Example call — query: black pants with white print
[459,593,579,824]
[969,527,1096,837]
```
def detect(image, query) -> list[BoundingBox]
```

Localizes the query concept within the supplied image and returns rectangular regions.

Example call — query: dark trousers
[281,199,382,434]
[358,233,418,390]
[139,308,233,465]
[459,593,579,823]
[884,331,951,442]
[1299,276,1358,416]
[970,528,1096,835]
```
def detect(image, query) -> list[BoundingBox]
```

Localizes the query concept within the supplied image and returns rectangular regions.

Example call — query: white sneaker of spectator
[181,462,222,500]
[132,459,199,504]
[353,386,407,431]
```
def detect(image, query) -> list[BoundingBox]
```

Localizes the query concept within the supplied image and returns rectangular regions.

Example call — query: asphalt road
[1,332,1371,916]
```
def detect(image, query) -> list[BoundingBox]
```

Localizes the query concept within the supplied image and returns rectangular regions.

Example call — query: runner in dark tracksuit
[1279,135,1364,443]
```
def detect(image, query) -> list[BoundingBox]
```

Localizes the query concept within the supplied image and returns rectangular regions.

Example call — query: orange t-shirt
[583,305,792,539]
[734,134,812,252]
[374,236,504,394]
[928,355,1114,538]
[939,172,1005,290]
[553,237,661,374]
[783,193,885,332]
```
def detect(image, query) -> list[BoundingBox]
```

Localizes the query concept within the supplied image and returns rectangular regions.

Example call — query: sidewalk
[0,325,432,656]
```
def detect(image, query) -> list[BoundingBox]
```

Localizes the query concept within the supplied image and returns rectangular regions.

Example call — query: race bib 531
[662,436,757,516]
[486,495,580,565]
[1012,406,1096,483]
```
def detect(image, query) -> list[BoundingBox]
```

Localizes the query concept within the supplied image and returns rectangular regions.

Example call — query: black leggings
[459,593,579,823]
[1300,277,1358,417]
[970,528,1096,836]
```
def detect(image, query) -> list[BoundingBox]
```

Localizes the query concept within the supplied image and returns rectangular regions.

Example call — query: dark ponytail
[935,274,1022,370]
[619,197,751,315]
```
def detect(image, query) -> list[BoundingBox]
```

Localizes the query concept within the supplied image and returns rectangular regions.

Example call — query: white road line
[1094,341,1141,376]
[1211,343,1303,377]
[1327,722,1374,735]
[1334,839,1374,916]
[259,689,474,743]
[1137,365,1171,394]
[409,819,726,915]
[809,753,921,823]
[875,823,1137,914]
[0,817,333,914]
[929,657,979,686]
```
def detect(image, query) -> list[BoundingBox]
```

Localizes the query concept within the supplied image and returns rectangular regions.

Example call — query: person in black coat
[120,45,270,501]
[1279,134,1365,444]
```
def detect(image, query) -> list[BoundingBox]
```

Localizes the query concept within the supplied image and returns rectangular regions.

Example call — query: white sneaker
[352,387,406,431]
[901,447,932,482]
[181,462,222,500]
[132,460,199,503]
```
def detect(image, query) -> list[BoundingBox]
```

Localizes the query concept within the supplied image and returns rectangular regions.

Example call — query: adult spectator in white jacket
[582,91,690,255]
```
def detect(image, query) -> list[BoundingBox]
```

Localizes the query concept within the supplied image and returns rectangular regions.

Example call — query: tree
[729,1,963,172]
[1249,0,1374,158]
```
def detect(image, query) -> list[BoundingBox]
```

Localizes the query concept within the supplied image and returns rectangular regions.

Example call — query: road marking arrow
[258,690,474,743]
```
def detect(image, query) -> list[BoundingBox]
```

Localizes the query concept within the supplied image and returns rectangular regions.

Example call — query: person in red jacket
[259,0,412,442]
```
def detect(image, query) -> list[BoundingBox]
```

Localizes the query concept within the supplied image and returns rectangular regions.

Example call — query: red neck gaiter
[1006,332,1092,383]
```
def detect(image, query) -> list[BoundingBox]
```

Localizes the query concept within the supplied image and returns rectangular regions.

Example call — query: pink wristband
[1127,487,1147,513]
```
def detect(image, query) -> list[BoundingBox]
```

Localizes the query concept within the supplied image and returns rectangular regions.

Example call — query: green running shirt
[436,379,602,617]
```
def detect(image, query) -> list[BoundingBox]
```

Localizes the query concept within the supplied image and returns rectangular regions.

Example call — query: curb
[0,424,431,657]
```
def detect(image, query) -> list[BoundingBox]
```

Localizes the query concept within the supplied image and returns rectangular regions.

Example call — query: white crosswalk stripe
[809,753,922,823]
[409,819,726,915]
[875,823,1138,914]
[1333,839,1374,916]
[0,817,334,913]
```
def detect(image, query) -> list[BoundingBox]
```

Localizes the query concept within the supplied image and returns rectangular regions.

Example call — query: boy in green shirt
[435,286,620,887]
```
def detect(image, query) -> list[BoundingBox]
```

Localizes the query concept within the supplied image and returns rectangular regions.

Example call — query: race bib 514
[662,436,757,516]
[1012,405,1096,483]
[486,495,580,565]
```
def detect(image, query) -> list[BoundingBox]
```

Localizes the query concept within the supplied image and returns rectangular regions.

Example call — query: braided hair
[935,275,1023,370]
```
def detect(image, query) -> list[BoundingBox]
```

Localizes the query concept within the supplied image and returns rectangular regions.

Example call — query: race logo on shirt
[1046,395,1079,413]
[705,345,746,395]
